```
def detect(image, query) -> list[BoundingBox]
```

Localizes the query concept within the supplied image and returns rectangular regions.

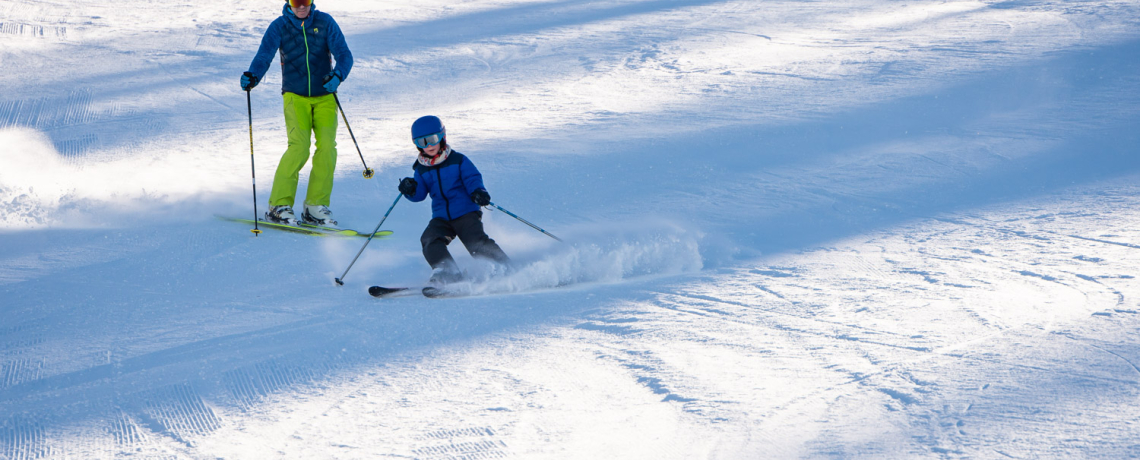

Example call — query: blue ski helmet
[411,116,446,148]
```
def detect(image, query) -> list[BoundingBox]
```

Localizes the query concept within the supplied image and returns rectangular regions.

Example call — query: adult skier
[241,0,352,226]
[398,116,511,285]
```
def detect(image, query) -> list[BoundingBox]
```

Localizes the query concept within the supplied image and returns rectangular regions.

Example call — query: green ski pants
[269,92,338,208]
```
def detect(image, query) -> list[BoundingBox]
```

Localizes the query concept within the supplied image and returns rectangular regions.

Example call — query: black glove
[471,189,491,207]
[399,177,417,196]
[241,72,259,91]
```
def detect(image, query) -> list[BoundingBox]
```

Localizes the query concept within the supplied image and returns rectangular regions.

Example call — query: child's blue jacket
[407,152,487,221]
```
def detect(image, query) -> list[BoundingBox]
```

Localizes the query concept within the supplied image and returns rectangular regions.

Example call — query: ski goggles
[413,132,445,149]
[288,0,311,8]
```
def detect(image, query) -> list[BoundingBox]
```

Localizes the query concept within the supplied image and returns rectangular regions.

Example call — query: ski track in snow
[2,0,1140,458]
[4,183,1138,458]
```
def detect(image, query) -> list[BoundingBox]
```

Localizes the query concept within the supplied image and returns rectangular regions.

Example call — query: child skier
[398,116,510,285]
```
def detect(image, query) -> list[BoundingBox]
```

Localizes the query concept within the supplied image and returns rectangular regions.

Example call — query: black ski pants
[421,211,510,272]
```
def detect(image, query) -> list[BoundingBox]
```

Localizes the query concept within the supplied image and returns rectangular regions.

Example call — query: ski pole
[325,77,374,179]
[487,201,562,242]
[335,193,402,285]
[243,72,261,237]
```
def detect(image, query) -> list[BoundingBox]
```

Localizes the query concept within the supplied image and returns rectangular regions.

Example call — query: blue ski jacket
[247,4,353,97]
[406,152,487,221]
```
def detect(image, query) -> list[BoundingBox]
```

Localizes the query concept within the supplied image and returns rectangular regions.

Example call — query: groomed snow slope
[2,0,1139,458]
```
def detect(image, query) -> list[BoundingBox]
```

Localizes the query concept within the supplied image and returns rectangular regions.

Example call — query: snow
[2,0,1140,457]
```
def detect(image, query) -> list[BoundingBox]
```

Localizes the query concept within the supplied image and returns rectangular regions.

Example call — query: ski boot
[428,266,465,287]
[302,204,338,227]
[265,205,298,225]
[422,268,465,298]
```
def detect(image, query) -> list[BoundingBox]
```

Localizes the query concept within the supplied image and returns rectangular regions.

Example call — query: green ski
[218,216,393,238]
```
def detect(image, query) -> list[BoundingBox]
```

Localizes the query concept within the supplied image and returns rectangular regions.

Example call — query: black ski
[373,279,570,299]
[422,286,448,298]
[369,286,414,297]
[422,286,480,298]
[368,285,465,298]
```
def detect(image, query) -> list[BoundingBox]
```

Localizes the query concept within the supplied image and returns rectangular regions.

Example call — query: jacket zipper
[435,168,452,221]
[302,18,311,96]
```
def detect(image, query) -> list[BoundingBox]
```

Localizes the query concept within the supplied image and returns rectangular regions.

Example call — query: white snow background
[2,0,1140,458]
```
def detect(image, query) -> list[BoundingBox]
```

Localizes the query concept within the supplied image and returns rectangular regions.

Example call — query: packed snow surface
[2,0,1139,458]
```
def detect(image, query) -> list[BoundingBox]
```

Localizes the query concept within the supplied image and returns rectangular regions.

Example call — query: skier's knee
[421,234,454,249]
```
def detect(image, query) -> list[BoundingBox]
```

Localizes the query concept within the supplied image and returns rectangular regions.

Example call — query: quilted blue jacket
[406,152,487,221]
[247,4,352,97]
